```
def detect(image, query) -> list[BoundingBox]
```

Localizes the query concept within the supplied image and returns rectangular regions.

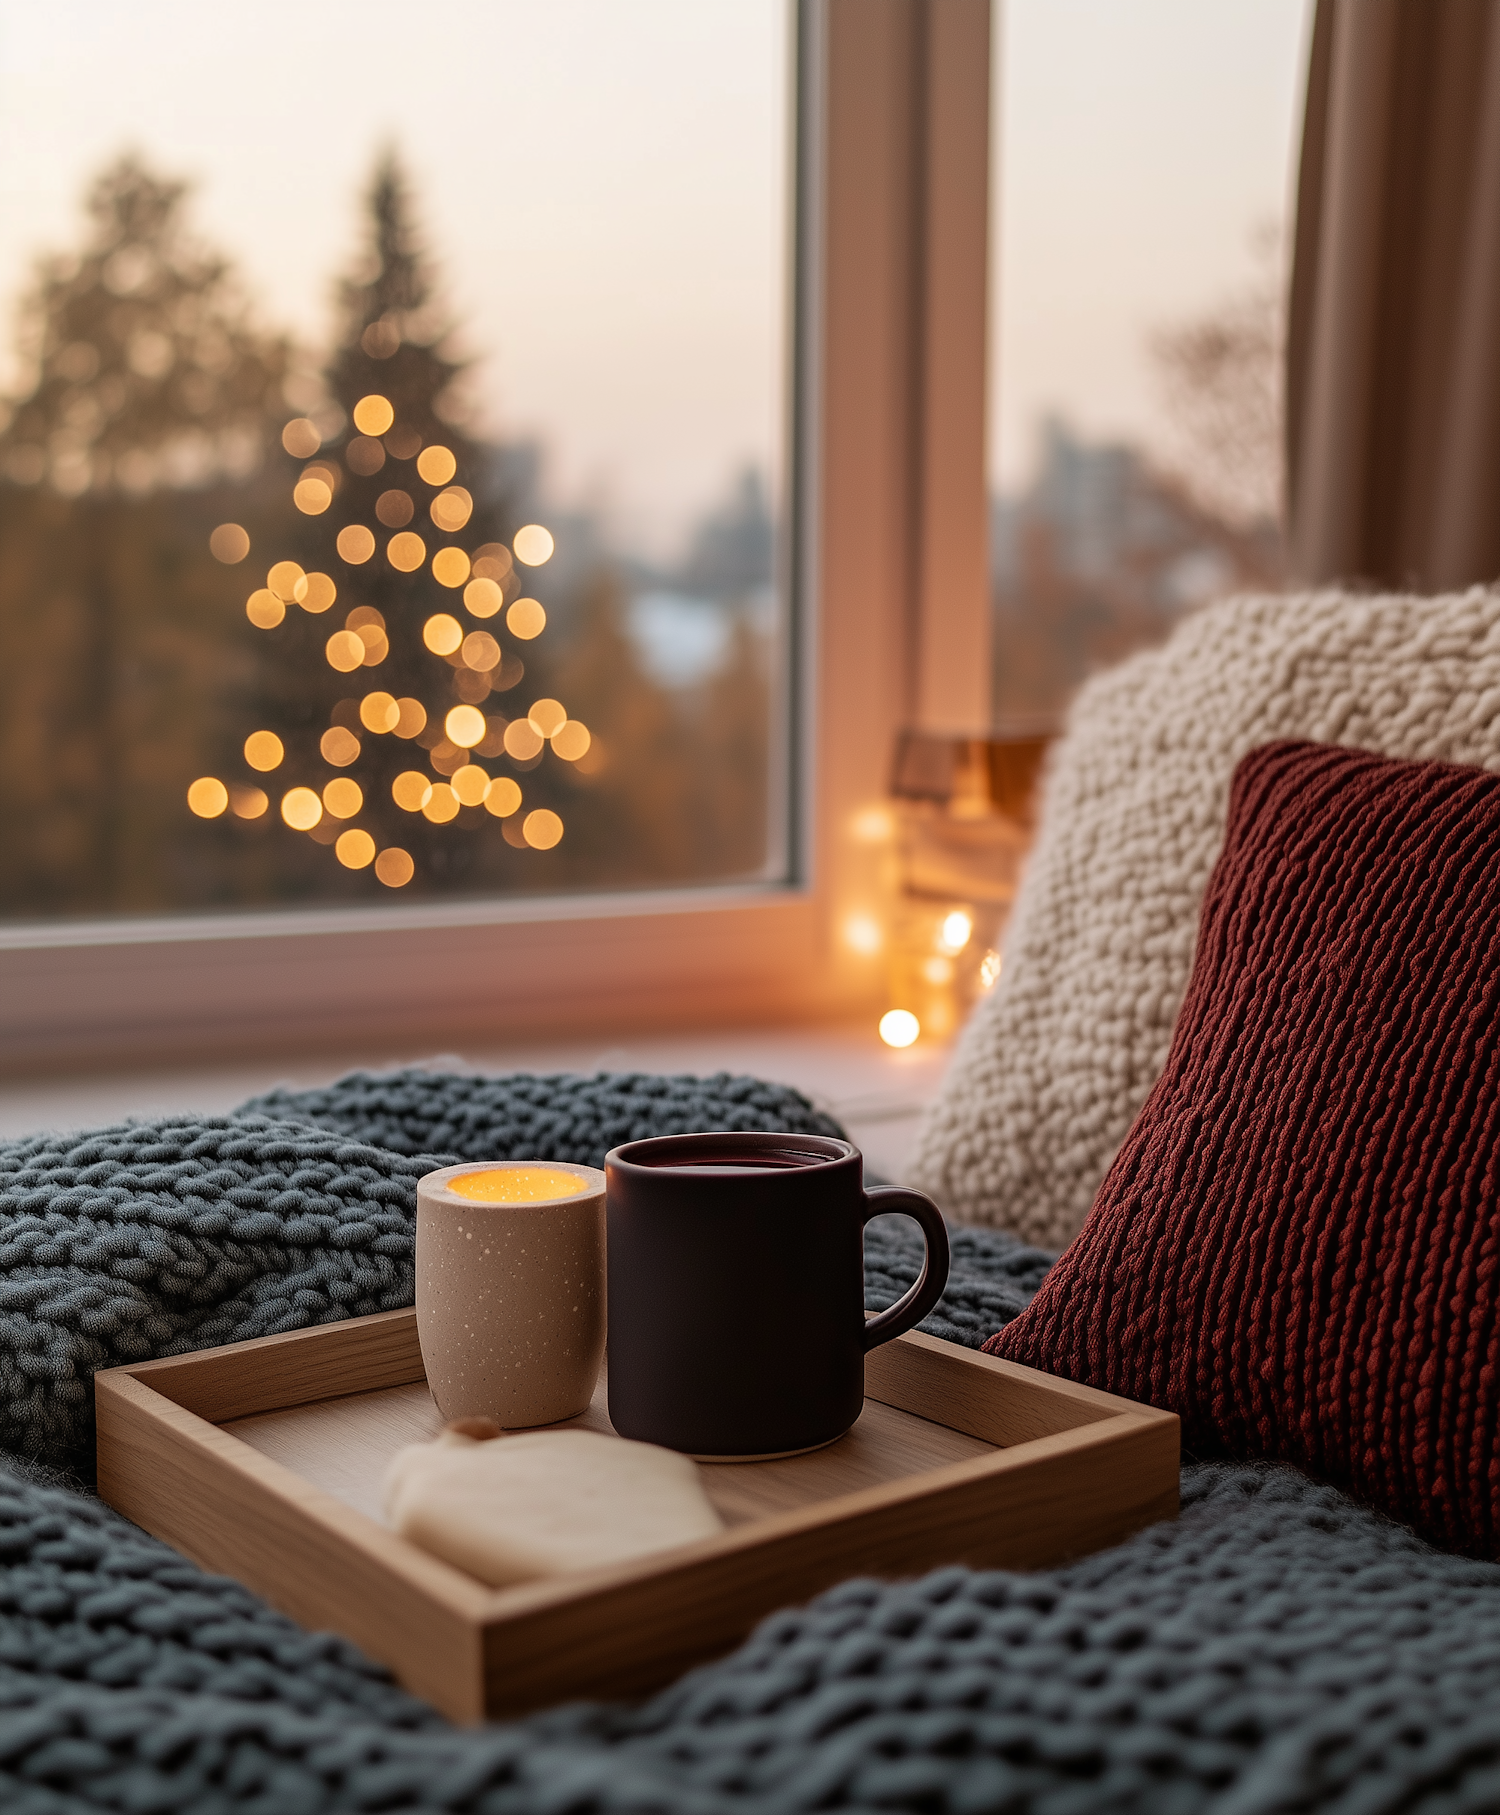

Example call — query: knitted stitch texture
[988,741,1500,1558]
[909,585,1500,1247]
[6,1456,1500,1812]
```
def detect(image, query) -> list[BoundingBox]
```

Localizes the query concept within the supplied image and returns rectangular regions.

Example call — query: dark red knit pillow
[986,740,1500,1556]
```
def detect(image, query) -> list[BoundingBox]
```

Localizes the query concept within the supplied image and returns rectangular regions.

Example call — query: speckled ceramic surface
[415,1161,606,1427]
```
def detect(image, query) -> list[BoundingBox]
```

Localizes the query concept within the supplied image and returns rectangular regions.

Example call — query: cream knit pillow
[908,587,1500,1249]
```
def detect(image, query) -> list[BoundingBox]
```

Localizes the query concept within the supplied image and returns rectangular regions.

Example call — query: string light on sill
[879,1010,920,1049]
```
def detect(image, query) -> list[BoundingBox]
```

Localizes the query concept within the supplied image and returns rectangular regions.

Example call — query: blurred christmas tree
[203,150,596,889]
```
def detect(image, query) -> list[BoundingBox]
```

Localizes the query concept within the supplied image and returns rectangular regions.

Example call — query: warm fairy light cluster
[191,391,590,886]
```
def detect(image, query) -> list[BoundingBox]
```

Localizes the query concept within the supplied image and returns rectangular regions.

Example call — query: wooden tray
[95,1310,1178,1723]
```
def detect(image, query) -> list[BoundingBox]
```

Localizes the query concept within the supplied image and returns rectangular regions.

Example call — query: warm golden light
[230,785,268,819]
[939,911,973,953]
[416,445,457,485]
[281,786,322,831]
[353,394,395,436]
[460,631,501,672]
[879,1010,921,1048]
[484,776,523,818]
[375,847,415,887]
[849,805,894,844]
[503,718,544,760]
[392,771,434,812]
[843,914,883,956]
[320,726,361,766]
[345,437,386,477]
[323,777,363,819]
[375,489,414,527]
[445,704,487,748]
[513,524,555,566]
[432,546,470,588]
[267,560,305,601]
[387,531,425,572]
[428,740,465,776]
[507,597,546,640]
[450,764,491,806]
[359,691,400,733]
[551,719,592,763]
[347,607,388,664]
[336,828,378,869]
[187,776,228,818]
[463,577,504,618]
[209,523,250,564]
[922,956,954,985]
[282,418,322,458]
[336,525,376,564]
[293,477,332,515]
[528,698,567,739]
[422,783,460,824]
[297,571,337,613]
[429,486,473,532]
[243,730,284,772]
[326,630,365,672]
[422,613,463,656]
[246,589,285,629]
[523,808,564,850]
[979,949,1002,991]
[394,697,427,739]
[471,543,513,583]
[447,1166,589,1203]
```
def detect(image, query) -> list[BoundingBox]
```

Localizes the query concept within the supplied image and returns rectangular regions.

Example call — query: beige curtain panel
[1288,0,1500,589]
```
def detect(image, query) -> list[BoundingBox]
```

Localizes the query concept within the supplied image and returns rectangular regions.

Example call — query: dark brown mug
[604,1131,950,1459]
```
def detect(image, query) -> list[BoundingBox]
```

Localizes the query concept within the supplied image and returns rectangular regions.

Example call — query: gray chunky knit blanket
[1,1069,1495,1811]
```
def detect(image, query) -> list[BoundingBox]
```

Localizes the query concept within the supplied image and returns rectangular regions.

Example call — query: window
[989,0,1310,722]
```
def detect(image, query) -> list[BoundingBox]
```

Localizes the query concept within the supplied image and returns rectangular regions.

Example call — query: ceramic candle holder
[415,1161,607,1428]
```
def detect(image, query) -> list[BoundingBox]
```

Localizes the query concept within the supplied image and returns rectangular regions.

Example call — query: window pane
[0,1,789,918]
[990,0,1308,721]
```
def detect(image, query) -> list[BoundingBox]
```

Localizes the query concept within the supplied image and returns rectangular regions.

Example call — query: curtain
[1287,0,1500,589]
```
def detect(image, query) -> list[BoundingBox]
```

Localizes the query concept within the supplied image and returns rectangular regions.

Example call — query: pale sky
[1,1,1311,548]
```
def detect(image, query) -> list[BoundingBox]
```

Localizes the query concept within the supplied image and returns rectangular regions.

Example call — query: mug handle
[860,1187,951,1352]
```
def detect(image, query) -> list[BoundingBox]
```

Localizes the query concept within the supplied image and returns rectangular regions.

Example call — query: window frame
[0,0,993,1073]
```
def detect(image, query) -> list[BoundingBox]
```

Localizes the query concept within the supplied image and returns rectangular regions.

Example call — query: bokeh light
[375,489,414,527]
[353,394,395,436]
[423,613,463,655]
[879,1009,921,1048]
[281,787,322,831]
[297,571,337,613]
[503,718,544,760]
[392,771,434,812]
[386,425,422,460]
[388,531,426,571]
[394,697,427,739]
[460,631,501,671]
[336,828,378,869]
[843,914,883,955]
[416,445,457,485]
[471,544,513,583]
[230,785,268,819]
[979,949,1002,990]
[294,477,332,515]
[326,630,366,672]
[484,776,523,818]
[463,577,504,618]
[422,783,460,824]
[552,719,592,762]
[243,730,284,771]
[528,698,567,739]
[360,691,400,733]
[323,777,363,819]
[523,808,564,849]
[320,726,361,766]
[445,704,487,748]
[939,910,973,953]
[428,740,465,775]
[209,523,249,563]
[451,764,491,806]
[267,560,305,601]
[507,597,546,640]
[282,418,321,458]
[345,437,386,476]
[513,524,555,566]
[187,777,228,818]
[375,847,415,887]
[430,487,473,532]
[361,319,400,359]
[432,547,471,588]
[246,589,284,629]
[336,525,376,564]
